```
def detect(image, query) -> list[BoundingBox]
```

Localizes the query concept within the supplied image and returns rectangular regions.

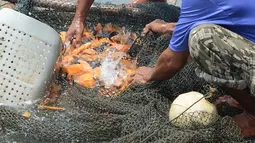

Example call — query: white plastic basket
[0,8,61,108]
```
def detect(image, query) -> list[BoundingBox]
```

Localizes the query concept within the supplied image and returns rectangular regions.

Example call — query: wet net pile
[0,0,254,142]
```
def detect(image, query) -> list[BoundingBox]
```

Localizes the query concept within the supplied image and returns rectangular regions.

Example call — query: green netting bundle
[0,1,254,142]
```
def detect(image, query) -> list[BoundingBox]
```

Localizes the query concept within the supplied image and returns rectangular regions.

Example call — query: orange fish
[91,38,110,48]
[118,74,133,92]
[75,73,96,88]
[62,64,84,79]
[72,42,92,55]
[127,69,136,75]
[93,67,101,79]
[82,31,95,40]
[59,32,66,43]
[99,38,110,43]
[103,23,119,33]
[118,85,127,91]
[62,55,75,64]
[79,60,93,73]
[110,42,131,52]
[113,77,124,88]
[80,49,98,55]
[94,23,103,32]
[109,52,127,58]
[91,39,101,48]
[62,61,92,79]
[63,45,75,56]
[120,59,136,70]
[110,32,131,45]
[80,54,98,61]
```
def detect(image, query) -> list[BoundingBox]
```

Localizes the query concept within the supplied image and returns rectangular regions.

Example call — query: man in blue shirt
[130,0,255,137]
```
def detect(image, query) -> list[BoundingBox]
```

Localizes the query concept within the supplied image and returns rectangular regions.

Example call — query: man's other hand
[128,67,154,85]
[143,19,176,35]
[65,15,84,48]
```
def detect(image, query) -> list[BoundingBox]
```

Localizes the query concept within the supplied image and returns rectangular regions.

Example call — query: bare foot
[232,111,255,137]
[215,95,244,110]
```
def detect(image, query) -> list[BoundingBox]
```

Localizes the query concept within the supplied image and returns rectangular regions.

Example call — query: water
[100,52,125,88]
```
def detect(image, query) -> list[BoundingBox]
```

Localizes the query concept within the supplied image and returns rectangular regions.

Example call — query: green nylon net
[0,0,254,142]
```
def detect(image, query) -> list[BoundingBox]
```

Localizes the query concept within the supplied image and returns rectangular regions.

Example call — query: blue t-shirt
[170,0,255,52]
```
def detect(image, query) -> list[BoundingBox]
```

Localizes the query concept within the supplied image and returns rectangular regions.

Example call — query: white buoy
[169,91,218,128]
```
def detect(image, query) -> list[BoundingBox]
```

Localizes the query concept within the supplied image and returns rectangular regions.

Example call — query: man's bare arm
[75,0,95,21]
[149,48,189,81]
[66,0,95,46]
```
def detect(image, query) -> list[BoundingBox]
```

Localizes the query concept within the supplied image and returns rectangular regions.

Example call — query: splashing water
[100,51,124,88]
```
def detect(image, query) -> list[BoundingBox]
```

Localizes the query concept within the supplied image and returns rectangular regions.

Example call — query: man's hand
[129,48,189,86]
[65,15,84,48]
[65,0,94,47]
[143,19,176,34]
[128,67,154,85]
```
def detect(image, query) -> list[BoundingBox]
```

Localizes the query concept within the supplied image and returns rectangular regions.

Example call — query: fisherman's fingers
[65,27,74,43]
[75,26,83,48]
[143,25,150,34]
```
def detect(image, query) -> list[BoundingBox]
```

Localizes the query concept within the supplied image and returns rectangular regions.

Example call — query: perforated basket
[0,8,61,108]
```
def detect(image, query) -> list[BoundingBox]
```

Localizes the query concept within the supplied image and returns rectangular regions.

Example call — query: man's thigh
[189,24,255,93]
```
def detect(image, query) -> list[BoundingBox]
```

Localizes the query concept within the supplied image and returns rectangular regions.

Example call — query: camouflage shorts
[188,24,255,96]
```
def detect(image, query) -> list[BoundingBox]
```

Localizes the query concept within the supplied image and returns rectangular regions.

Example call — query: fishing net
[0,0,254,142]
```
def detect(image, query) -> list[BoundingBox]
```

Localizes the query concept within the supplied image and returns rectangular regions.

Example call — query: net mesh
[0,1,254,142]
